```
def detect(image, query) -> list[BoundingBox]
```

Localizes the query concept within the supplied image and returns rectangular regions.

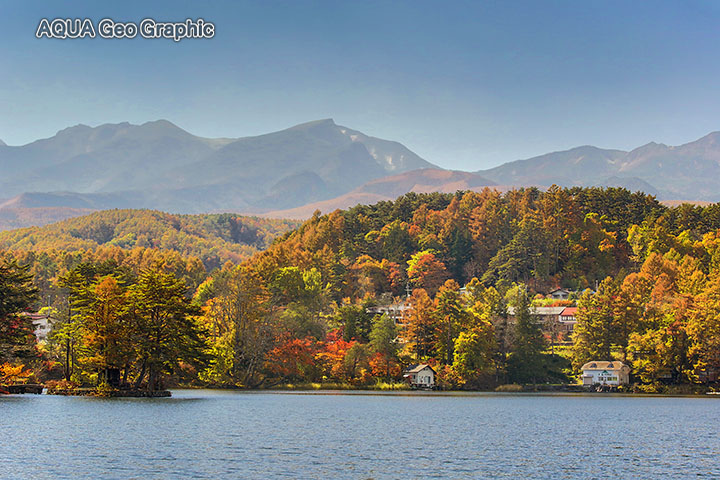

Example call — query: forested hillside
[249,187,677,295]
[224,187,720,389]
[0,209,299,270]
[0,210,299,303]
[4,187,720,393]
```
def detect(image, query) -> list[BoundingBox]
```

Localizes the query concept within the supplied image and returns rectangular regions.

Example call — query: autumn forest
[3,187,720,393]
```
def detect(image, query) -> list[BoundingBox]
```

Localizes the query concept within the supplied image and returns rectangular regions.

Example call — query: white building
[20,313,53,343]
[403,364,435,388]
[581,361,630,386]
[366,299,412,327]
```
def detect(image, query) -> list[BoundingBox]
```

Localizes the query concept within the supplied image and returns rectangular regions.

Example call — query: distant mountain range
[0,119,435,226]
[1,119,719,230]
[476,133,720,200]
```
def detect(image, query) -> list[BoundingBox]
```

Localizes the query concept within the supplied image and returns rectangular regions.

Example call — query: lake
[2,390,719,479]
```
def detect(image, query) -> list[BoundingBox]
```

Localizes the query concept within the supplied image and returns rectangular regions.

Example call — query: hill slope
[0,209,300,270]
[263,168,496,219]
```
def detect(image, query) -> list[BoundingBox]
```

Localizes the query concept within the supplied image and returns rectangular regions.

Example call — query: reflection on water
[2,390,719,479]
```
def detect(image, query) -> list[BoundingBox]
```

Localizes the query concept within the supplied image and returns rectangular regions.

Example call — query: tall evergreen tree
[129,267,207,391]
[571,277,620,369]
[508,286,546,384]
[369,314,398,378]
[0,260,39,362]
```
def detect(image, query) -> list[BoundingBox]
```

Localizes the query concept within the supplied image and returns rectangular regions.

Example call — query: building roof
[581,361,630,372]
[507,306,566,316]
[20,313,53,325]
[404,364,435,374]
[549,288,570,294]
[560,307,578,316]
[535,306,567,315]
[366,301,412,312]
[21,313,50,320]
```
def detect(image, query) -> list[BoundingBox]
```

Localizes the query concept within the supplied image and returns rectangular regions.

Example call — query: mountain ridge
[0,119,437,222]
[476,133,720,201]
[3,120,720,229]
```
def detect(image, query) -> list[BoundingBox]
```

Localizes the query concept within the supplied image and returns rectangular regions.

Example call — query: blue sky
[3,0,720,170]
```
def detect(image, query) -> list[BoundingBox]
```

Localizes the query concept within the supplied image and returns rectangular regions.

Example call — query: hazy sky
[3,0,720,170]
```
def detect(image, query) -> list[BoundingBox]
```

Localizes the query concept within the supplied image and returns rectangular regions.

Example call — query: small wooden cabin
[403,364,436,388]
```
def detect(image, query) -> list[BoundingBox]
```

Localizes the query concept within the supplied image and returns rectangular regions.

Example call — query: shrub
[495,384,524,392]
[45,379,79,393]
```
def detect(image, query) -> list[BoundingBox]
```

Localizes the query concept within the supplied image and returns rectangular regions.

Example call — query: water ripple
[1,391,720,479]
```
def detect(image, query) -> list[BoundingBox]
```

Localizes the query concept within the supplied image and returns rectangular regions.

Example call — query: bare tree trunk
[64,338,72,381]
[147,365,156,392]
[134,359,147,389]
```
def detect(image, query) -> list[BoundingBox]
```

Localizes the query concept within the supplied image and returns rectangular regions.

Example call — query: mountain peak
[568,145,606,153]
[56,123,92,136]
[0,138,6,147]
[627,141,669,156]
[51,120,191,140]
[135,119,197,139]
[140,119,183,130]
[288,118,337,131]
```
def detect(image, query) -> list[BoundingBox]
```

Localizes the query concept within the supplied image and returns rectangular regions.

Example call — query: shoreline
[171,382,718,396]
[5,387,718,398]
[6,382,717,397]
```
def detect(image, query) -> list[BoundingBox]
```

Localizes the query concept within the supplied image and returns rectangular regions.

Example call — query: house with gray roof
[403,364,435,388]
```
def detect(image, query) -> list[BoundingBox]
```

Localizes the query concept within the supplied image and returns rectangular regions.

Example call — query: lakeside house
[403,364,435,388]
[581,361,630,386]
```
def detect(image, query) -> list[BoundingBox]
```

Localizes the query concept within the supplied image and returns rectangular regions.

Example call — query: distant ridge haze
[476,131,720,201]
[0,118,436,216]
[1,119,719,229]
[262,169,497,219]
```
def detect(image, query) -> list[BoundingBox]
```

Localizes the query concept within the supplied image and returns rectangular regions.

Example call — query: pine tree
[508,286,546,384]
[571,277,619,369]
[0,260,39,363]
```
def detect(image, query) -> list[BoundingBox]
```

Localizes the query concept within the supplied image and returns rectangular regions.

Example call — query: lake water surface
[2,390,719,479]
